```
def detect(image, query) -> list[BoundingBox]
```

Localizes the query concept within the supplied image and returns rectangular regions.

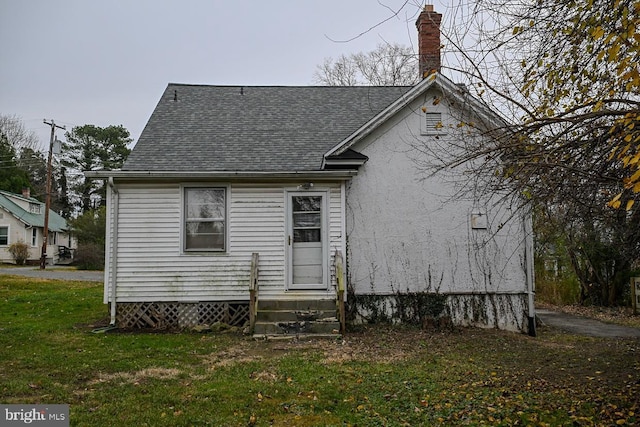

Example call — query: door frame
[284,188,330,291]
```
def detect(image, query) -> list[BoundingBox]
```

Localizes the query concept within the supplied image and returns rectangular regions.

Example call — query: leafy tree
[14,146,49,204]
[68,207,106,270]
[54,166,72,218]
[0,115,39,194]
[0,132,31,193]
[68,207,106,246]
[314,43,419,86]
[15,141,72,217]
[62,124,131,213]
[425,0,640,306]
[0,115,73,214]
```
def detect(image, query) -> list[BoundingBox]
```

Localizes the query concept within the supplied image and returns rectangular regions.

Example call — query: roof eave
[321,159,368,169]
[85,169,358,181]
[0,206,29,227]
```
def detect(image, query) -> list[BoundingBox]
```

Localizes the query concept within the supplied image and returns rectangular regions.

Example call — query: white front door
[286,191,328,290]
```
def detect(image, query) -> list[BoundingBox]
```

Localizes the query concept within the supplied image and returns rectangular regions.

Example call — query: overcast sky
[1,1,455,150]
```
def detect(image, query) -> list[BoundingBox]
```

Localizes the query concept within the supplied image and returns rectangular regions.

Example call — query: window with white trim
[31,228,37,246]
[0,226,8,246]
[184,187,226,251]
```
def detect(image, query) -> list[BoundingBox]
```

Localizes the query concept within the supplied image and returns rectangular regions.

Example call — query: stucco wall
[346,91,529,298]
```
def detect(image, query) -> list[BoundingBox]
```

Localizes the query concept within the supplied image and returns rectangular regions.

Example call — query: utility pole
[41,119,65,269]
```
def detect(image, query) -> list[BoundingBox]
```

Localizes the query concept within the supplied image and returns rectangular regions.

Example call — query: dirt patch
[198,327,426,371]
[249,370,281,383]
[201,341,266,370]
[197,323,639,402]
[89,367,182,385]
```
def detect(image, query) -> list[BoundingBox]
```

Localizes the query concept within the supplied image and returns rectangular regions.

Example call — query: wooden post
[632,277,640,315]
[249,253,259,332]
[40,119,65,269]
[335,250,346,335]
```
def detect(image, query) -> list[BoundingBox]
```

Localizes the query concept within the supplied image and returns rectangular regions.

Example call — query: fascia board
[84,170,357,181]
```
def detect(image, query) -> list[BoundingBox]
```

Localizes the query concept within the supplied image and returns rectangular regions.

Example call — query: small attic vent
[422,112,444,135]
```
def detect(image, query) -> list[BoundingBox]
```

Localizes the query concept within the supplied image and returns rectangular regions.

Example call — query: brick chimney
[416,4,442,78]
[22,187,30,199]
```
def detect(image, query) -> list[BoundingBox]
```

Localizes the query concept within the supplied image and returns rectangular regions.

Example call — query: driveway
[0,266,104,283]
[536,308,640,338]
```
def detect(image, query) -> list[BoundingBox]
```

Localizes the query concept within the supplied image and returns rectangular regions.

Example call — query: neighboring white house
[87,6,535,335]
[0,189,75,265]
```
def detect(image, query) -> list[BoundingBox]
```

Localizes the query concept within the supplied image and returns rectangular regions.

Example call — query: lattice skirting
[115,302,250,329]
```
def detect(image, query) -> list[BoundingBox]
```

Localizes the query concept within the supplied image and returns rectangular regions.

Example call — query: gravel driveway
[537,308,640,338]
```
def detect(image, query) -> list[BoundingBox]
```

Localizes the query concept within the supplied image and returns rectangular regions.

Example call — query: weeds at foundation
[347,291,450,330]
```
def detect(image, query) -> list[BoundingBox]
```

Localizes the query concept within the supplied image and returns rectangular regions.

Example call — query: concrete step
[252,299,341,338]
[252,333,343,341]
[253,320,341,336]
[255,309,337,323]
[258,299,337,311]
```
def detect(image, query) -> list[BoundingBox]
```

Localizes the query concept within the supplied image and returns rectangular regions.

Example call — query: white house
[0,189,75,265]
[87,6,535,336]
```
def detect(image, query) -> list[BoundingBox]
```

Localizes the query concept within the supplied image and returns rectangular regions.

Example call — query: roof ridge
[166,83,414,89]
[0,189,41,203]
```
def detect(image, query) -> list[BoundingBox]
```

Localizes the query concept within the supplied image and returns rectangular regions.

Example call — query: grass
[1,274,639,426]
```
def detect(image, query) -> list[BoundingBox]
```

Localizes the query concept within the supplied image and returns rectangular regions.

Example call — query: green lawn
[1,275,638,426]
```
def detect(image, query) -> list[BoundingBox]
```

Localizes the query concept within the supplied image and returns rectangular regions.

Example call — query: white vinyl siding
[104,182,344,303]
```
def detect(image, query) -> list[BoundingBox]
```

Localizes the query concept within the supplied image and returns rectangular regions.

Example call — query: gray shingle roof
[123,84,412,172]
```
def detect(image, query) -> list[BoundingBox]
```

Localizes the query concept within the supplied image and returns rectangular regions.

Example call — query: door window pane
[294,229,321,242]
[292,196,321,212]
[292,196,321,243]
[293,212,321,228]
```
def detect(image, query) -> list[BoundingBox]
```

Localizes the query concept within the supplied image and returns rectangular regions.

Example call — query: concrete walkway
[0,266,104,283]
[536,308,640,338]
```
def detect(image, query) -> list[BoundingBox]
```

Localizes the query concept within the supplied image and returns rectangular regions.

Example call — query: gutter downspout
[523,205,536,337]
[108,177,119,326]
[340,181,348,302]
